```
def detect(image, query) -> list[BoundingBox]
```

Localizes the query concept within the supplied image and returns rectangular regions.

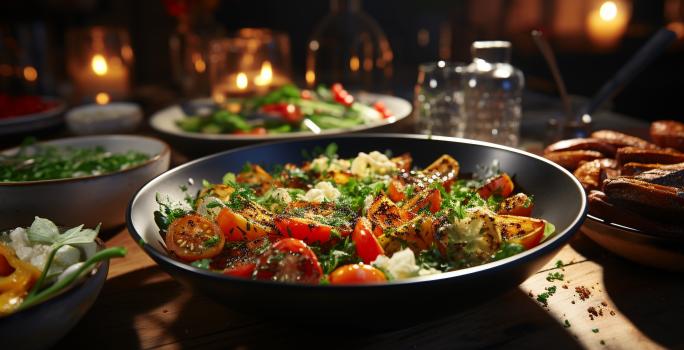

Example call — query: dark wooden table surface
[54,223,684,350]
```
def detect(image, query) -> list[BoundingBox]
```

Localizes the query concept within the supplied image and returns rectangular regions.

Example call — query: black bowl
[127,134,587,322]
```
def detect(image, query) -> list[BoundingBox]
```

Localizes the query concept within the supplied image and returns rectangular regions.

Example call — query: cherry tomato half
[166,215,225,262]
[254,238,323,284]
[329,264,387,284]
[352,218,384,264]
[223,262,257,278]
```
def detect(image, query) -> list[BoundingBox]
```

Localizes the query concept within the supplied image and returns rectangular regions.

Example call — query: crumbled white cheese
[270,188,293,204]
[372,248,440,280]
[299,181,341,203]
[7,227,82,276]
[310,156,351,173]
[350,151,396,177]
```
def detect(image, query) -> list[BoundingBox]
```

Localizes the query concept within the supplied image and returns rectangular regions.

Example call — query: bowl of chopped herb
[0,135,170,230]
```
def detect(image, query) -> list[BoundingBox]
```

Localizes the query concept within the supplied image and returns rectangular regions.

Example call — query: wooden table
[57,227,683,349]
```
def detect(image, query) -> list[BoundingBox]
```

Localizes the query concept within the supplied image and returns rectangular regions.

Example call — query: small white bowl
[0,135,170,230]
[66,102,143,135]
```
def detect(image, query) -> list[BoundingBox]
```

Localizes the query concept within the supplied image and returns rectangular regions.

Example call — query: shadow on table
[570,233,684,349]
[57,261,583,349]
[161,288,582,349]
[57,266,184,349]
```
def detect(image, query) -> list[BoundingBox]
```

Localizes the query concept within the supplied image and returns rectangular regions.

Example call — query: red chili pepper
[260,103,303,123]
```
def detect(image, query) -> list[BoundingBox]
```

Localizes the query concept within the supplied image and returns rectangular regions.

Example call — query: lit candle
[71,53,130,101]
[586,1,631,48]
[254,61,273,87]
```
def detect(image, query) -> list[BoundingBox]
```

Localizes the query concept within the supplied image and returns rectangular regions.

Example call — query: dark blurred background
[1,0,683,121]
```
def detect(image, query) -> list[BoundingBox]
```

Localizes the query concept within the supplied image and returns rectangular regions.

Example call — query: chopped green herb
[1,141,150,182]
[536,286,558,305]
[563,319,571,328]
[546,271,565,282]
[203,235,221,248]
[191,259,212,269]
[592,328,599,333]
[555,260,564,268]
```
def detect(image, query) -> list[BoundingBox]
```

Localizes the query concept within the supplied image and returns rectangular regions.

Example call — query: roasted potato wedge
[650,120,684,152]
[616,147,684,166]
[544,138,617,157]
[590,130,659,149]
[544,150,605,170]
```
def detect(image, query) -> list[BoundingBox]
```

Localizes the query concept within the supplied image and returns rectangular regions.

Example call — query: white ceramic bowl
[0,135,170,230]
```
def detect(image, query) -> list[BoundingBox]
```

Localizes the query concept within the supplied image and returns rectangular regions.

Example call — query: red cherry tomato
[254,238,323,284]
[331,83,354,107]
[352,218,384,264]
[165,215,225,262]
[477,173,515,200]
[300,90,313,100]
[223,262,257,278]
[373,101,393,118]
[329,264,387,284]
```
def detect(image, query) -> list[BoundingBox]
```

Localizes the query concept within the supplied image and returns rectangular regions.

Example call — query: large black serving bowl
[127,134,587,322]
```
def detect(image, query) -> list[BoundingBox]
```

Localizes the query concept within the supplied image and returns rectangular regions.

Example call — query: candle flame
[254,61,273,86]
[349,56,360,72]
[305,70,316,86]
[91,54,108,76]
[599,1,618,22]
[236,72,248,90]
[95,92,110,105]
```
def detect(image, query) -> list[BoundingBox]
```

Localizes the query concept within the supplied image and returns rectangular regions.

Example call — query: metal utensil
[531,30,572,122]
[578,28,678,120]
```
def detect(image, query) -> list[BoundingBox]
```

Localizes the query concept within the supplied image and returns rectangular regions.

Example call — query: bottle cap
[471,41,512,63]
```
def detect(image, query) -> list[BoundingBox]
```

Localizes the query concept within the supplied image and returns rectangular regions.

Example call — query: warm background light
[599,1,618,21]
[91,54,108,76]
[254,61,273,86]
[22,66,38,82]
[236,72,248,90]
[95,92,110,105]
[586,0,631,48]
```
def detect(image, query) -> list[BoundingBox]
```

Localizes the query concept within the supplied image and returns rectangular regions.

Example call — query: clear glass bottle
[463,41,524,147]
[413,61,466,137]
[306,0,393,91]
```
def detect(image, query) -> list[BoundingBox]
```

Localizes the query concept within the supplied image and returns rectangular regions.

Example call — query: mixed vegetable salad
[154,145,555,284]
[177,83,393,135]
[0,139,150,182]
[0,217,126,316]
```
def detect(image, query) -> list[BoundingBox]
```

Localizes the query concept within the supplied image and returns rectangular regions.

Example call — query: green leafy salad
[153,144,556,285]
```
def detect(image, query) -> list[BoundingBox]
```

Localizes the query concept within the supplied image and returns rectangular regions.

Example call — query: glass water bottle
[463,41,524,147]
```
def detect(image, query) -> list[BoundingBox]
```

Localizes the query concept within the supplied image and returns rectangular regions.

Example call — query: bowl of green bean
[0,135,170,230]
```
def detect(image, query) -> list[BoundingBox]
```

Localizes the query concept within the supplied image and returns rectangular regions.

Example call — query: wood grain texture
[57,229,684,350]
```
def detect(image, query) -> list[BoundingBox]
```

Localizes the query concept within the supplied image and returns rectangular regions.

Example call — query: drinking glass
[413,61,466,137]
